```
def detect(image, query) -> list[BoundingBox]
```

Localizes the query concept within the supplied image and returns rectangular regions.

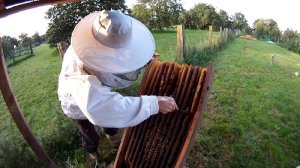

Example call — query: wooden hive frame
[114,60,214,168]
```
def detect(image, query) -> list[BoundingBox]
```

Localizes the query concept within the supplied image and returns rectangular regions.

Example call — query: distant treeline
[1,33,45,62]
[2,0,299,57]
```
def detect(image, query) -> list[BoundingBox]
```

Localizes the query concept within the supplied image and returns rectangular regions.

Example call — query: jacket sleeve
[66,74,159,128]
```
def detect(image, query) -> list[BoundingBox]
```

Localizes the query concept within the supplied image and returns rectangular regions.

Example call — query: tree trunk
[11,49,15,63]
[29,44,33,55]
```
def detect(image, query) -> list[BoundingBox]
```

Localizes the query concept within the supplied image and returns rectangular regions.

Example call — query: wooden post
[271,54,275,65]
[218,27,223,45]
[208,25,214,50]
[224,28,228,42]
[0,39,57,167]
[56,41,69,60]
[177,25,186,58]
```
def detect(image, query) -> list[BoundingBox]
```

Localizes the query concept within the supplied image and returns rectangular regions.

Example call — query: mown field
[190,38,300,167]
[0,30,299,167]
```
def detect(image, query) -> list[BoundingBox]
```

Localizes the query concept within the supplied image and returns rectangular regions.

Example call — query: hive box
[114,60,214,168]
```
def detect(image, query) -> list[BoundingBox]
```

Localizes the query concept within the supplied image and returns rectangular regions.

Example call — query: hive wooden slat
[138,60,160,95]
[191,68,207,114]
[160,62,173,95]
[165,64,181,96]
[150,63,166,95]
[182,66,200,111]
[173,64,188,102]
[114,60,214,168]
[178,65,193,108]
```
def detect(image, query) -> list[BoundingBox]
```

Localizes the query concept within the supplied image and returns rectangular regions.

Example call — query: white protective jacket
[58,46,159,128]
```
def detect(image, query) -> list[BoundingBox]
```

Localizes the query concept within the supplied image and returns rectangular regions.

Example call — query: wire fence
[154,27,238,63]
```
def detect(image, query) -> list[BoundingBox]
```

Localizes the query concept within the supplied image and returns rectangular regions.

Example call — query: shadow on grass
[7,54,34,68]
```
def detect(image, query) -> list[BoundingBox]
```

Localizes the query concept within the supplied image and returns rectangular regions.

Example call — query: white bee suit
[58,46,159,128]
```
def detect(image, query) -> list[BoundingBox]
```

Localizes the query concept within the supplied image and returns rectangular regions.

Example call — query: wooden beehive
[114,60,214,168]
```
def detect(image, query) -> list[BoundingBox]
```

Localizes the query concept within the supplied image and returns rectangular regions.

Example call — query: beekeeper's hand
[157,96,178,114]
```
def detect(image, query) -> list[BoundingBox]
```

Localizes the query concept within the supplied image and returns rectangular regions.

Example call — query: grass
[187,38,300,167]
[1,30,299,167]
[0,44,84,167]
[152,29,220,62]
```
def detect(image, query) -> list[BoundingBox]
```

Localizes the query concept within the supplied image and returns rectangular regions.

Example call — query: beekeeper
[57,10,178,167]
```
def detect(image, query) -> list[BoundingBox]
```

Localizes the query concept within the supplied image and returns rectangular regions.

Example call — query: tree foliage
[188,3,219,30]
[279,28,300,54]
[19,33,34,55]
[232,12,249,31]
[281,29,299,42]
[253,18,281,41]
[132,0,183,30]
[217,9,231,29]
[32,32,45,46]
[45,0,128,47]
[168,3,240,31]
[1,36,18,59]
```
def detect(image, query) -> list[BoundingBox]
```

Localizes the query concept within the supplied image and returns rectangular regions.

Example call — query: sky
[0,5,51,38]
[0,0,299,39]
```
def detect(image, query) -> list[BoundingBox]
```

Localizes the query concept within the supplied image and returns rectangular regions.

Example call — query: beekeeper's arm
[66,74,176,128]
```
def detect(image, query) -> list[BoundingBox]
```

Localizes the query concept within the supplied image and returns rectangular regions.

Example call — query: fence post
[224,28,228,43]
[271,54,275,65]
[218,27,223,46]
[56,41,69,61]
[177,25,186,58]
[208,25,214,50]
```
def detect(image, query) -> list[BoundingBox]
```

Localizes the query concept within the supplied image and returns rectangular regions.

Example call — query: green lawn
[0,44,83,167]
[0,31,299,167]
[153,29,220,62]
[188,38,300,167]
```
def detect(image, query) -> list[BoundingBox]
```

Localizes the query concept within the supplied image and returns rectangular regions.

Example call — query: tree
[253,18,281,41]
[217,9,228,28]
[281,28,299,42]
[267,19,281,42]
[280,28,300,53]
[181,10,196,29]
[32,32,44,46]
[188,3,219,30]
[232,12,249,31]
[1,36,18,61]
[132,0,183,30]
[46,0,129,47]
[19,33,34,55]
[131,4,151,27]
[253,19,265,38]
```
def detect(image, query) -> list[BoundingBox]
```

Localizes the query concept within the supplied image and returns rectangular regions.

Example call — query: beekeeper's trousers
[73,119,118,153]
